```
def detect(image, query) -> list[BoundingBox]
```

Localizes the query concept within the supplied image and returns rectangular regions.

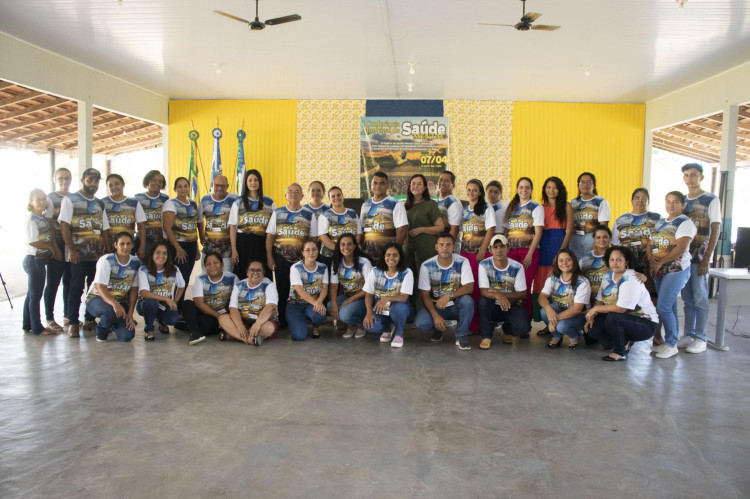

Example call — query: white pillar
[718,104,738,265]
[77,99,93,176]
[161,124,169,184]
[642,130,653,189]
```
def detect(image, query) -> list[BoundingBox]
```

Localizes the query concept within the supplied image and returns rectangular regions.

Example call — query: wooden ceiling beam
[62,125,162,151]
[652,141,720,163]
[657,129,750,154]
[0,91,44,109]
[0,105,80,134]
[0,82,18,92]
[653,132,721,156]
[0,98,69,120]
[93,137,164,156]
[92,116,140,135]
[26,112,129,145]
[93,122,159,143]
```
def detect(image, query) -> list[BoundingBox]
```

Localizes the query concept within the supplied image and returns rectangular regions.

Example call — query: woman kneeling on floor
[219,260,279,346]
[329,233,372,339]
[584,246,659,361]
[538,248,590,350]
[286,239,329,341]
[363,242,414,348]
[136,241,185,341]
[182,251,238,346]
[86,232,141,342]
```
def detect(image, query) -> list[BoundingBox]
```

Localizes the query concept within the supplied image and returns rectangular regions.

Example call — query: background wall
[512,102,646,221]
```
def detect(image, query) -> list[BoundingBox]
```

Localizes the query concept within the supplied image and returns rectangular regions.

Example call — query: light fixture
[117,0,123,9]
[122,130,127,136]
[407,82,414,93]
[676,0,687,10]
[583,65,592,77]
[214,63,223,75]
[408,63,416,75]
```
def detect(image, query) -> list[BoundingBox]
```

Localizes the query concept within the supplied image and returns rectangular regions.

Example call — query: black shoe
[519,332,530,339]
[537,326,550,336]
[545,341,561,349]
[174,319,188,332]
[600,340,613,350]
[252,335,263,347]
[602,354,626,362]
[431,329,443,342]
[218,330,227,341]
[188,333,206,346]
[583,332,598,346]
[568,342,579,350]
[158,323,170,335]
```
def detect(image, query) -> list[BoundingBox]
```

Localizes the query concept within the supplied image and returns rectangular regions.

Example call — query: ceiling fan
[214,0,301,31]
[479,0,560,31]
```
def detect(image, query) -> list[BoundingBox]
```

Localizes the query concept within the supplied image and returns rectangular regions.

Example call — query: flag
[235,129,246,194]
[211,127,223,187]
[188,129,200,199]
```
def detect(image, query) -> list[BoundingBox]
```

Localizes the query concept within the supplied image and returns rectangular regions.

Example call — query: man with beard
[58,168,110,338]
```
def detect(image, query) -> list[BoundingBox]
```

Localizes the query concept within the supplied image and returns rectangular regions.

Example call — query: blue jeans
[414,295,474,337]
[655,267,691,347]
[329,294,367,327]
[540,303,586,340]
[44,252,70,321]
[23,255,47,334]
[681,262,709,342]
[85,296,135,342]
[478,296,531,338]
[590,312,657,356]
[364,301,414,336]
[570,233,594,261]
[67,260,97,325]
[285,301,327,341]
[136,298,179,333]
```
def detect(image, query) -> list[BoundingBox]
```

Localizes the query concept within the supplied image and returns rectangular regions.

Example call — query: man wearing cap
[58,168,110,338]
[477,234,530,349]
[360,171,408,263]
[415,233,475,350]
[198,174,237,273]
[678,163,721,354]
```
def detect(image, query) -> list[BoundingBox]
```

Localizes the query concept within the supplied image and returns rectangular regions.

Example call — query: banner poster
[359,117,449,200]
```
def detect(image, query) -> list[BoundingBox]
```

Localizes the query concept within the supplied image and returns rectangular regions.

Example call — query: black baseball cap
[81,168,102,180]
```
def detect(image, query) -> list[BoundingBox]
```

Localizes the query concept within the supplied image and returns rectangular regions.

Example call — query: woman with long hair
[585,246,659,362]
[43,167,72,331]
[646,191,696,359]
[286,239,329,340]
[318,186,362,272]
[538,249,590,349]
[229,169,276,280]
[329,233,372,338]
[534,176,574,331]
[504,177,543,321]
[24,188,61,335]
[363,242,414,348]
[85,232,141,342]
[570,172,610,260]
[403,174,444,308]
[135,170,169,263]
[103,173,146,256]
[136,241,185,341]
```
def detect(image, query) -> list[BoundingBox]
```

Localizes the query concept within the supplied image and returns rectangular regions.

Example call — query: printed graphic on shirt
[437,195,461,228]
[272,207,315,263]
[289,262,327,304]
[650,216,689,275]
[197,273,236,312]
[236,279,277,321]
[546,275,587,310]
[88,255,140,305]
[599,272,650,320]
[580,251,607,298]
[200,194,237,258]
[47,191,65,236]
[135,193,169,243]
[480,259,522,293]
[460,207,489,254]
[335,259,369,296]
[234,196,274,236]
[361,198,399,262]
[140,266,177,298]
[304,203,330,219]
[685,193,718,263]
[168,199,199,242]
[614,212,661,264]
[572,197,604,235]
[67,193,106,261]
[507,201,540,249]
[30,214,53,259]
[104,197,140,245]
[422,257,466,302]
[370,268,409,299]
[320,208,359,258]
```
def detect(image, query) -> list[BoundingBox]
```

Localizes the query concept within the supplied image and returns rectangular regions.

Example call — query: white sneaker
[391,335,404,348]
[380,332,392,343]
[686,339,707,354]
[655,345,678,359]
[651,342,667,353]
[354,328,366,338]
[342,326,355,339]
[676,335,695,349]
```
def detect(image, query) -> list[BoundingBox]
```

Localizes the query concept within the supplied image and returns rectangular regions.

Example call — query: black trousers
[274,254,293,327]
[181,300,221,337]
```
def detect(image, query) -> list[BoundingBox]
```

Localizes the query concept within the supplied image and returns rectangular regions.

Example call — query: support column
[642,130,653,188]
[717,104,738,267]
[48,147,56,192]
[77,99,93,177]
[161,124,169,188]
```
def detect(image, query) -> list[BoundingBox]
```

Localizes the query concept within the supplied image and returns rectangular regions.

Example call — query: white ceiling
[1,0,750,103]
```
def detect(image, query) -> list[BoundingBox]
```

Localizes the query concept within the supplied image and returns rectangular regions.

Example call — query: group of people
[22,162,720,361]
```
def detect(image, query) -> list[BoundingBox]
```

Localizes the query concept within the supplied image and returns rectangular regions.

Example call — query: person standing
[103,173,146,254]
[266,183,318,326]
[477,234,530,349]
[58,168,110,338]
[679,163,721,354]
[318,186,362,271]
[304,180,330,219]
[486,180,507,236]
[611,188,661,277]
[360,172,408,264]
[24,189,61,335]
[198,174,237,273]
[435,171,463,242]
[403,174,444,309]
[569,172,610,260]
[229,169,276,280]
[504,177,543,322]
[134,170,169,261]
[415,233,474,350]
[43,167,72,330]
[646,191,696,359]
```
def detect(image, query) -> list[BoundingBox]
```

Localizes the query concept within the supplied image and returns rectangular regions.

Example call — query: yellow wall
[511,102,646,221]
[168,100,297,205]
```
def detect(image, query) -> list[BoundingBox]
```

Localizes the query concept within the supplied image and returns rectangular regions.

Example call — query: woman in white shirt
[136,241,185,341]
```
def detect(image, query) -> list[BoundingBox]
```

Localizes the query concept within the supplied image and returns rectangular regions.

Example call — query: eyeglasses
[248,268,263,273]
[579,180,594,185]
[56,177,72,181]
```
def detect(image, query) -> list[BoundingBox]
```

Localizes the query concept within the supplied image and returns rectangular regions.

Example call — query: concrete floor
[1,298,749,499]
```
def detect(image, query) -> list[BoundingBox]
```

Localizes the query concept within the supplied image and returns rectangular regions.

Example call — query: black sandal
[145,331,155,341]
[568,342,579,350]
[537,326,551,336]
[545,341,561,349]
